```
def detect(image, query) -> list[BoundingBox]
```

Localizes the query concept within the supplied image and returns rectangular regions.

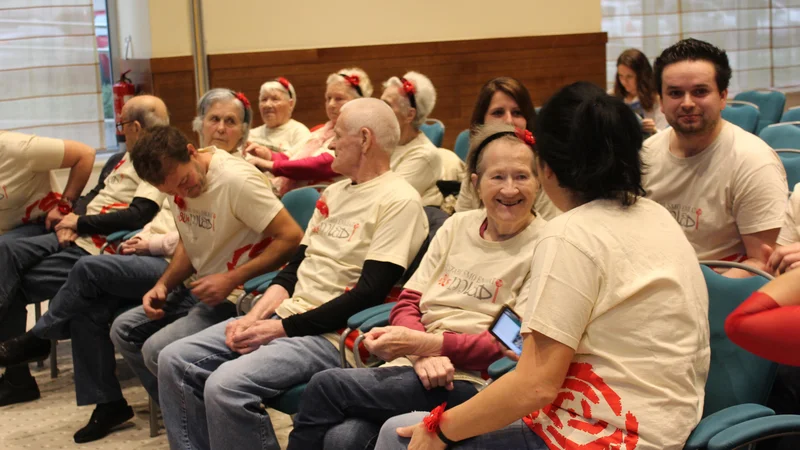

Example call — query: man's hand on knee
[230,319,286,354]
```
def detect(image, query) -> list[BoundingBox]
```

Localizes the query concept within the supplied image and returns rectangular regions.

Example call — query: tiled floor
[0,306,293,449]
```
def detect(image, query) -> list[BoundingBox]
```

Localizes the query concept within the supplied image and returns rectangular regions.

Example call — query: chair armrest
[243,271,278,293]
[105,230,132,242]
[488,357,517,380]
[684,404,775,449]
[358,310,391,333]
[707,414,800,450]
[347,303,395,329]
[122,229,143,241]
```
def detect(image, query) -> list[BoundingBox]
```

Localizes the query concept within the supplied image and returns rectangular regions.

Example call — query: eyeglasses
[115,120,134,133]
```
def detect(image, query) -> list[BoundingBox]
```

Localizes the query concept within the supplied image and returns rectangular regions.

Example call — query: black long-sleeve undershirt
[279,258,405,337]
[76,196,160,235]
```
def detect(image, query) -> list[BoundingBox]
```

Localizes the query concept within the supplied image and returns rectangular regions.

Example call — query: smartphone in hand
[489,305,524,355]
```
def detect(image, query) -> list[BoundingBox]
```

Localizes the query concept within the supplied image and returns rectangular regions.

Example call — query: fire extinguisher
[113,70,135,144]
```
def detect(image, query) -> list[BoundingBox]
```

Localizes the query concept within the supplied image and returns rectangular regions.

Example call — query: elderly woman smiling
[247,68,372,195]
[286,123,547,450]
[193,88,253,155]
[245,77,310,155]
[381,71,443,206]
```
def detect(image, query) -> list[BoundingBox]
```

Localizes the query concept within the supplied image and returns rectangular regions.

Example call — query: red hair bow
[423,403,447,433]
[342,74,360,89]
[277,77,291,93]
[233,91,251,110]
[515,128,536,147]
[174,195,186,211]
[401,78,416,96]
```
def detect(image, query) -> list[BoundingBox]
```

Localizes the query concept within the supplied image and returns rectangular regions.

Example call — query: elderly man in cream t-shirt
[157,98,429,450]
[642,39,786,278]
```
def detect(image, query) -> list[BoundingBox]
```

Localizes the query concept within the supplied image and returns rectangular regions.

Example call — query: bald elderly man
[0,95,170,408]
[157,98,430,450]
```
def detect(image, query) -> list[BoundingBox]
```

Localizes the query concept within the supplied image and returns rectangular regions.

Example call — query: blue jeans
[0,223,47,243]
[375,412,548,450]
[0,232,88,342]
[109,287,236,403]
[158,319,341,450]
[30,254,168,405]
[287,366,479,450]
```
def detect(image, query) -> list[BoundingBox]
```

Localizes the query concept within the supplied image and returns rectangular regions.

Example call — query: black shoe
[0,372,40,407]
[73,400,134,443]
[0,332,51,367]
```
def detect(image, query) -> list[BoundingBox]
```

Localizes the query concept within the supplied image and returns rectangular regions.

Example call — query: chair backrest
[401,206,450,285]
[759,122,800,151]
[420,119,445,148]
[699,263,777,417]
[721,102,760,134]
[776,149,800,191]
[782,106,800,123]
[734,90,786,133]
[281,186,321,230]
[454,129,470,162]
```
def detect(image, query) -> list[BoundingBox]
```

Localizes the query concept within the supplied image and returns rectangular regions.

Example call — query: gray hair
[325,67,373,98]
[383,71,437,129]
[191,88,252,148]
[260,79,297,109]
[127,97,169,128]
[339,98,400,154]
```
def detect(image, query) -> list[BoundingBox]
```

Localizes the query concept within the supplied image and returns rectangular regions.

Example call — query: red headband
[276,77,293,98]
[339,73,363,96]
[233,91,251,110]
[400,77,417,109]
[515,128,536,147]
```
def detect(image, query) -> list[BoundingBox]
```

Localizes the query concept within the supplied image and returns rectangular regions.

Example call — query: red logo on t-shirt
[21,192,61,224]
[113,158,126,171]
[90,202,131,253]
[226,237,274,271]
[316,197,329,218]
[523,362,639,449]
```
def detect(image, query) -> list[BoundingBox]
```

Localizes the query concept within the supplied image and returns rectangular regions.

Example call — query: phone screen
[491,307,523,355]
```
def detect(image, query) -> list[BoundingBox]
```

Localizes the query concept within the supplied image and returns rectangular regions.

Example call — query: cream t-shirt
[399,209,545,383]
[454,177,562,221]
[777,182,800,245]
[437,148,465,182]
[521,198,709,450]
[170,147,284,279]
[75,152,166,255]
[276,171,429,347]
[0,131,65,234]
[248,119,311,154]
[642,121,787,261]
[390,133,443,207]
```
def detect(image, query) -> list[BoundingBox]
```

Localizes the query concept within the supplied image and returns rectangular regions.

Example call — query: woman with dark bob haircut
[456,77,561,220]
[611,48,667,135]
[374,82,710,450]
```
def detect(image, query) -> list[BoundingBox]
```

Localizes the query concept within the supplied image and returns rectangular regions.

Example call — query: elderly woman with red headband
[245,77,310,156]
[192,88,253,155]
[247,68,372,196]
[381,71,443,206]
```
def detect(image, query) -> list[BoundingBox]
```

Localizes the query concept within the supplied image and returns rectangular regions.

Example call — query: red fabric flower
[342,74,360,89]
[233,92,251,110]
[174,195,186,211]
[515,128,536,147]
[277,77,291,93]
[401,78,416,96]
[315,198,329,218]
[423,402,447,433]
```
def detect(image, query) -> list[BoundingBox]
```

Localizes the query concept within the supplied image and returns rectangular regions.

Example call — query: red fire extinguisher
[113,70,135,143]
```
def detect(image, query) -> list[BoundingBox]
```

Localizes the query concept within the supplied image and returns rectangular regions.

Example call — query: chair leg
[149,394,159,437]
[50,340,58,378]
[34,302,43,369]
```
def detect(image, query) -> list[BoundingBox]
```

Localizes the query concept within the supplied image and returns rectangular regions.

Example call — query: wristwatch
[57,198,73,215]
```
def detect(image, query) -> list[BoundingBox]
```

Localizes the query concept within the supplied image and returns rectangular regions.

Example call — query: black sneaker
[0,372,40,407]
[0,332,51,367]
[73,400,134,443]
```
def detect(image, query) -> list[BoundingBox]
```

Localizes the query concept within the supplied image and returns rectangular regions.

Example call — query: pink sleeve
[441,331,505,371]
[271,153,337,180]
[389,289,426,332]
[147,231,180,257]
[271,152,290,163]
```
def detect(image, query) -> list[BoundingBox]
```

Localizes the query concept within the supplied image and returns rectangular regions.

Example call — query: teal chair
[721,101,760,134]
[776,150,800,192]
[454,129,470,162]
[760,122,800,151]
[734,90,786,133]
[782,107,800,123]
[419,119,445,148]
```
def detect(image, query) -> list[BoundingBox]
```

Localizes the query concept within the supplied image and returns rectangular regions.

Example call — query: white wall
[115,0,154,59]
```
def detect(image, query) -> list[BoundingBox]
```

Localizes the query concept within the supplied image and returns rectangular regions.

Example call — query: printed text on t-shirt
[436,263,503,303]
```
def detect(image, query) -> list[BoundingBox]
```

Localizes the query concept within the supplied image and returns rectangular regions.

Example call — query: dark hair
[534,82,645,207]
[653,38,732,95]
[470,77,536,134]
[613,48,657,111]
[130,126,191,185]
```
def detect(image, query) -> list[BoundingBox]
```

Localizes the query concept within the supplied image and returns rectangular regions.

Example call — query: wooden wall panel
[150,32,606,150]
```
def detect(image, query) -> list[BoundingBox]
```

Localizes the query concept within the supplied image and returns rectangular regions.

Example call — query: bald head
[121,95,169,147]
[338,98,400,154]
